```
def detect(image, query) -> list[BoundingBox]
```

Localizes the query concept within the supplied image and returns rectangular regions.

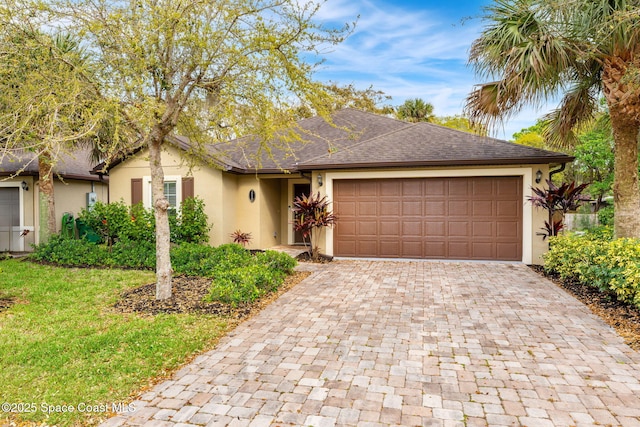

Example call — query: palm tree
[465,0,640,238]
[396,98,436,123]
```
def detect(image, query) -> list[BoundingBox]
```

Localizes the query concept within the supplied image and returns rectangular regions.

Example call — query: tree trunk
[38,152,57,238]
[148,134,173,300]
[602,57,640,238]
[610,116,640,238]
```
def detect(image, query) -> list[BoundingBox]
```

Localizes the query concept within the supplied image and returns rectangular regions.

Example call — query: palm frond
[541,82,600,148]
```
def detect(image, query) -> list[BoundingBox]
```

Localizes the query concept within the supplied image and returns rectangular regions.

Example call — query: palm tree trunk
[148,133,173,300]
[38,152,57,238]
[603,57,640,238]
[610,114,640,238]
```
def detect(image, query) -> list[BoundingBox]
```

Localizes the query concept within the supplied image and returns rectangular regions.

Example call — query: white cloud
[311,0,558,142]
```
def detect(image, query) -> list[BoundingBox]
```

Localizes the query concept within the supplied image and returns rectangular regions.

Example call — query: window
[164,181,177,208]
[142,176,182,210]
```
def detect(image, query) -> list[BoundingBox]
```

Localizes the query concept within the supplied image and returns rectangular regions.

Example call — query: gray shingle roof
[296,119,573,170]
[0,147,104,181]
[96,108,574,175]
[219,109,412,172]
[221,108,572,172]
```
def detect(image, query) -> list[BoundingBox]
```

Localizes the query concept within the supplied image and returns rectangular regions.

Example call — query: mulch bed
[112,270,311,319]
[531,266,640,351]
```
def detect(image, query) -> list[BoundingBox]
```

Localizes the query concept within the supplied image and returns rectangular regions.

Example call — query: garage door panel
[425,180,446,196]
[380,241,400,256]
[497,179,520,195]
[357,182,378,196]
[448,200,468,215]
[448,180,469,196]
[497,221,520,238]
[403,180,423,196]
[357,240,379,256]
[425,241,446,258]
[380,201,400,215]
[425,220,446,236]
[472,180,494,196]
[425,201,446,216]
[402,241,422,257]
[335,240,356,256]
[497,243,519,259]
[358,201,377,215]
[403,220,422,235]
[473,222,494,237]
[337,220,357,237]
[358,221,378,236]
[334,177,522,260]
[339,201,357,216]
[403,200,422,215]
[497,200,520,217]
[448,241,470,258]
[380,181,401,196]
[472,242,494,259]
[379,220,399,236]
[472,200,493,215]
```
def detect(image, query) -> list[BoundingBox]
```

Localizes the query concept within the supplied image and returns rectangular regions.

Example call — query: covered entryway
[0,187,20,252]
[333,176,523,261]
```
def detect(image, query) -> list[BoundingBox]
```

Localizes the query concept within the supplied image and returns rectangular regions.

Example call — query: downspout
[548,163,566,183]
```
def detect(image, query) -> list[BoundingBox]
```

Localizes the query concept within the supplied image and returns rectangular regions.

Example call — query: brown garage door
[334,177,522,260]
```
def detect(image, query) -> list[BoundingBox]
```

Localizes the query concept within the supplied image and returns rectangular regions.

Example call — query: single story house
[100,109,573,264]
[0,148,108,251]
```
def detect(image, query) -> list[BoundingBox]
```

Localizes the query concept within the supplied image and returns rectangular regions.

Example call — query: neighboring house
[0,148,108,251]
[101,109,573,264]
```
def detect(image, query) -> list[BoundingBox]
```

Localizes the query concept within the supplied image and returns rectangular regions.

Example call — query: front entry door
[0,188,20,251]
[293,183,311,244]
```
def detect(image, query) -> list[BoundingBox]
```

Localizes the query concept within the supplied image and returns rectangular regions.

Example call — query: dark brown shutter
[182,177,194,201]
[131,178,142,205]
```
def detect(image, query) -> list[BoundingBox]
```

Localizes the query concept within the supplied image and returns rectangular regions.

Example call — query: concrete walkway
[101,261,640,427]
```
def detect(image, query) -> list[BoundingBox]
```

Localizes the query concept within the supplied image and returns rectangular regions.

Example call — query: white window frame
[142,175,182,210]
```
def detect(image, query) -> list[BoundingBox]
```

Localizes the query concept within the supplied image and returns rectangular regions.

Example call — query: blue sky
[313,0,551,140]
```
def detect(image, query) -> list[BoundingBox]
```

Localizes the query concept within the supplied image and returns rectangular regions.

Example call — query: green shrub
[544,232,640,309]
[110,238,156,269]
[598,205,614,227]
[170,197,211,244]
[31,235,104,267]
[78,201,155,244]
[206,264,284,306]
[204,245,296,306]
[171,243,217,276]
[254,250,297,274]
[210,243,254,270]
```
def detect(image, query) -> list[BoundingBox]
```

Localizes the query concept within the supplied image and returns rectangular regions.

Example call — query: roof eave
[296,156,575,172]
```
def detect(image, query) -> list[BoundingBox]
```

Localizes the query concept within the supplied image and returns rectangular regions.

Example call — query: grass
[0,259,232,426]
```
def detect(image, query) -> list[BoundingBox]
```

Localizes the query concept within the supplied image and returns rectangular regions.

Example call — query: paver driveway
[102,261,640,427]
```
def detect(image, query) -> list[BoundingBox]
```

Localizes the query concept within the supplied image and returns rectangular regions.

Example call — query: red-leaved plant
[230,229,252,247]
[292,192,337,260]
[528,180,590,239]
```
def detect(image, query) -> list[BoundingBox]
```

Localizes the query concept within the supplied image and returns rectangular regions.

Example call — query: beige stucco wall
[312,164,554,265]
[259,178,282,249]
[231,175,282,249]
[1,176,108,251]
[107,146,226,246]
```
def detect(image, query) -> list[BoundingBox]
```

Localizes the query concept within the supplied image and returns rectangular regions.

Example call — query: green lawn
[0,259,231,426]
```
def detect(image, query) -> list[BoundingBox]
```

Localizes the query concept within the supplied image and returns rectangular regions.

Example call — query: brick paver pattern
[101,261,640,427]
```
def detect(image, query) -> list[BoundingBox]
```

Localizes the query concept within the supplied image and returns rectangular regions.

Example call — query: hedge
[544,228,640,309]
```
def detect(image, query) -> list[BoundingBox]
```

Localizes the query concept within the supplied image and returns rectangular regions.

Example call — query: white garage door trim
[324,168,533,264]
